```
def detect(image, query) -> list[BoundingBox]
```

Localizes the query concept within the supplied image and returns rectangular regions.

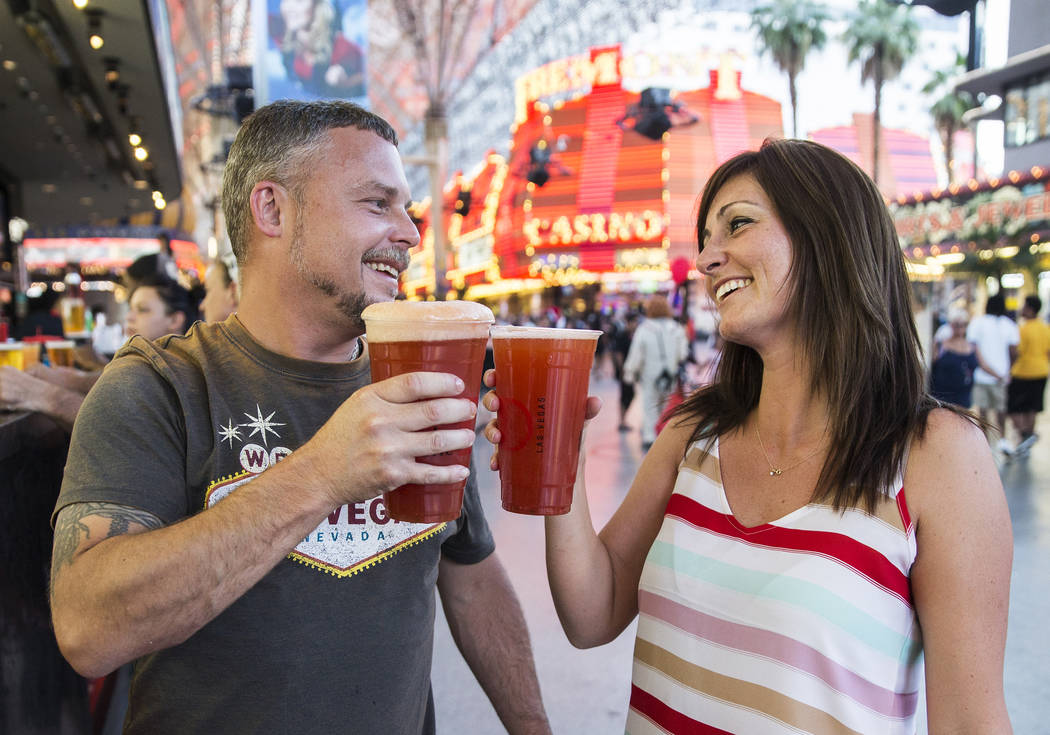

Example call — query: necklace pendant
[770,469,782,477]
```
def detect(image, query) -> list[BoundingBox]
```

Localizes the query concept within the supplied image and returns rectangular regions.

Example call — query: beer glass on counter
[0,343,25,371]
[46,340,76,368]
[362,300,494,523]
[490,326,600,515]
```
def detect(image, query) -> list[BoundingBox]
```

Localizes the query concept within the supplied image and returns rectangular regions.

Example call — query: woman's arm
[543,420,687,647]
[907,409,1013,732]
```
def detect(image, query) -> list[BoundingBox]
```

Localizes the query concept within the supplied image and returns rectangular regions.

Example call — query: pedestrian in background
[1003,295,1050,457]
[487,138,1012,733]
[611,311,639,431]
[967,293,1019,446]
[929,307,1003,409]
[623,295,689,450]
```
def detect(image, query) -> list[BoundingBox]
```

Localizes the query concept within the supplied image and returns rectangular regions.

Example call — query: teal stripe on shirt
[646,540,918,663]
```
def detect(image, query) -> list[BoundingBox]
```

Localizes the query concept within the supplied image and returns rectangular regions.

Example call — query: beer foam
[490,326,602,341]
[363,300,494,342]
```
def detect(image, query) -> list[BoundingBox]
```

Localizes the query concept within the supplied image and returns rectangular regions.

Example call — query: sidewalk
[430,375,1049,733]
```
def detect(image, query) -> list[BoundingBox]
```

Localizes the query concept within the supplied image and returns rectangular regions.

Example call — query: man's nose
[394,208,421,248]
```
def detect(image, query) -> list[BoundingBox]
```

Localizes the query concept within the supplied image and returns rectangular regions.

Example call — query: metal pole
[424,108,449,300]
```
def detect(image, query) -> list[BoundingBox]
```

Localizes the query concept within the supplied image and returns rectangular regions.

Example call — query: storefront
[891,164,1050,312]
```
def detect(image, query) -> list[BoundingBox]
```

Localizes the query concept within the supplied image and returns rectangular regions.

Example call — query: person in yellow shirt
[1004,295,1050,456]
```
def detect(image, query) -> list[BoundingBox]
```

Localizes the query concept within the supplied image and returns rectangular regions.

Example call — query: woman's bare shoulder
[905,407,1001,519]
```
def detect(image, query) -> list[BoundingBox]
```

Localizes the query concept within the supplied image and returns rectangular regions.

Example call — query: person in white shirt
[622,295,689,450]
[966,294,1019,444]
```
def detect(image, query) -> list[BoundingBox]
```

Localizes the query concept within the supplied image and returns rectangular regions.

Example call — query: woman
[483,139,1012,732]
[200,256,240,324]
[930,307,1002,408]
[125,275,198,341]
[623,295,690,449]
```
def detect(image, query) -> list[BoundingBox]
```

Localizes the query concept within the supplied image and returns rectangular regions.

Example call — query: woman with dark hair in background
[125,274,198,342]
[484,138,1012,732]
[200,257,239,324]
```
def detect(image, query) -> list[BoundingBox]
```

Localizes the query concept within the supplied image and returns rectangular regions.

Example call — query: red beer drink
[362,300,493,522]
[491,326,601,515]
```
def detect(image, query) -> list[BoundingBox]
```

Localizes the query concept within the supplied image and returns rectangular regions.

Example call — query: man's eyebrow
[352,181,401,199]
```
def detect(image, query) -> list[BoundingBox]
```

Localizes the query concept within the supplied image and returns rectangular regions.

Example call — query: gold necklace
[754,422,826,477]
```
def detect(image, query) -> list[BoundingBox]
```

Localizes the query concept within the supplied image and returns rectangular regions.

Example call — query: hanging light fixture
[85,9,104,49]
[103,57,119,89]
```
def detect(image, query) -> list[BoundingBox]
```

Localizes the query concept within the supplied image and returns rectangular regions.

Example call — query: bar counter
[1,410,90,734]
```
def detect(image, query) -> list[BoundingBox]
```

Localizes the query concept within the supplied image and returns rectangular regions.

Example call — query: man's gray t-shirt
[55,315,495,734]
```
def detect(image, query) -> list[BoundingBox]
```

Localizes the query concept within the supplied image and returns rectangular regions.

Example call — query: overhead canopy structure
[0,0,182,228]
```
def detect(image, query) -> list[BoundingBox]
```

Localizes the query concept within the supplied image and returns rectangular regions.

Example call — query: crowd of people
[0,98,1034,733]
[0,256,239,431]
[930,292,1050,458]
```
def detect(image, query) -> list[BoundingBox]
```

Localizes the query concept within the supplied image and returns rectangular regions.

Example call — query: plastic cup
[21,343,41,369]
[62,298,86,334]
[46,340,76,367]
[362,300,494,523]
[0,343,25,371]
[491,326,601,515]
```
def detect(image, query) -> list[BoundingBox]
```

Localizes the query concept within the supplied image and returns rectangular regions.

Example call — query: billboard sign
[254,0,368,105]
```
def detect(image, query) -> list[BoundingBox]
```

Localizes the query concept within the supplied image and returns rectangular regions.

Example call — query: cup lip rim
[45,340,76,348]
[490,325,603,338]
[364,317,494,324]
[0,342,25,350]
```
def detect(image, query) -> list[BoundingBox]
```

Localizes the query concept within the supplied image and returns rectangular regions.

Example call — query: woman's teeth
[716,278,752,302]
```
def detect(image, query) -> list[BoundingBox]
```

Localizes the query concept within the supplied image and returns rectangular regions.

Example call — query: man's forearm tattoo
[50,503,164,598]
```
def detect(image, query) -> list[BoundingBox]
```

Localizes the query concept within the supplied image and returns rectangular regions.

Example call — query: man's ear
[249,181,291,238]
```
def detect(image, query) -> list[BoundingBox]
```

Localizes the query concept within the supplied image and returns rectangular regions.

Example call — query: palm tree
[843,0,919,187]
[923,53,974,185]
[751,0,829,139]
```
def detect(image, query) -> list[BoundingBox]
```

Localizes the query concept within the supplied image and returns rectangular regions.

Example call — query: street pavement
[430,373,1049,734]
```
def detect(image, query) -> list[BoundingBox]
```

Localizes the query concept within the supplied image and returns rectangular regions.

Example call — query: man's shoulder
[104,321,233,390]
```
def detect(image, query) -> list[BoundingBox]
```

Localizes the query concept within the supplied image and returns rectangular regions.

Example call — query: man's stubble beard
[289,215,373,332]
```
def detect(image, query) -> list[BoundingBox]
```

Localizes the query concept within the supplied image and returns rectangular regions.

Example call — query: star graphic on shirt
[218,418,242,448]
[239,404,286,447]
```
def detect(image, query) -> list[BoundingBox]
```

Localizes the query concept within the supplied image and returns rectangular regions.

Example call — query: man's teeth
[366,262,399,277]
[716,278,752,301]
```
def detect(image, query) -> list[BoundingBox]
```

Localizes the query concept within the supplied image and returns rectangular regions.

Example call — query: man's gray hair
[221,99,398,264]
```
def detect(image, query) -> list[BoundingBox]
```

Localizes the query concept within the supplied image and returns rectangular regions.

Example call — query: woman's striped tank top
[628,437,922,734]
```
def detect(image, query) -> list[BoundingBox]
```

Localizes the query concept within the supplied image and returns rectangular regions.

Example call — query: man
[1004,295,1050,456]
[49,100,551,734]
[966,293,1018,445]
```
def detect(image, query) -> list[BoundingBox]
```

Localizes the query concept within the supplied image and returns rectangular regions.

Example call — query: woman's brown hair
[673,138,947,512]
